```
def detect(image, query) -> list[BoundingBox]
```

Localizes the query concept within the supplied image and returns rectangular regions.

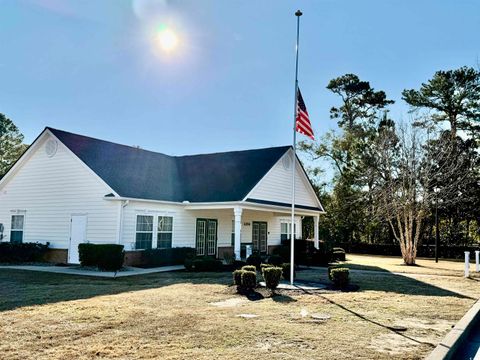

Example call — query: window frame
[280,221,297,241]
[135,214,154,250]
[156,215,173,249]
[10,213,25,243]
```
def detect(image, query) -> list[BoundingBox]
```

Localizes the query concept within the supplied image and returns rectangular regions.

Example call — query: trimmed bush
[141,247,195,268]
[332,247,345,253]
[260,263,274,274]
[263,267,282,291]
[332,250,346,261]
[95,245,125,271]
[241,265,257,273]
[0,242,49,263]
[241,270,257,290]
[246,253,262,269]
[233,269,243,286]
[330,267,350,288]
[79,243,124,271]
[78,243,98,266]
[281,263,295,281]
[192,257,223,272]
[268,254,284,266]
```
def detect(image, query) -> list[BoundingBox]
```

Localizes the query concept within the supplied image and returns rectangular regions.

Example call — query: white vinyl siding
[0,133,119,248]
[247,151,320,208]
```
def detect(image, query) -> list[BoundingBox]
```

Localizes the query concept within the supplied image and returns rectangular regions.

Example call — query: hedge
[330,267,350,288]
[191,257,223,272]
[0,242,49,263]
[263,267,282,291]
[241,270,257,290]
[141,247,196,268]
[78,243,124,271]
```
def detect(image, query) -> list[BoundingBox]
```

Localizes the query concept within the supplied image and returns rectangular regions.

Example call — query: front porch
[184,202,321,260]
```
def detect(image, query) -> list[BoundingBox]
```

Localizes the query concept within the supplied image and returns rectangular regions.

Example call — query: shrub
[263,267,282,291]
[192,257,223,272]
[332,247,345,253]
[327,264,344,280]
[332,250,346,261]
[78,243,124,271]
[330,267,349,288]
[246,253,262,269]
[241,265,257,273]
[141,247,195,268]
[233,269,244,286]
[281,263,295,281]
[95,244,125,271]
[78,243,98,266]
[232,260,246,270]
[268,254,284,266]
[184,252,196,271]
[241,270,257,290]
[0,242,49,263]
[260,263,274,274]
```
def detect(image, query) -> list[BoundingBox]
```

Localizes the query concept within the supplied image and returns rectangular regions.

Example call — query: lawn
[0,255,479,360]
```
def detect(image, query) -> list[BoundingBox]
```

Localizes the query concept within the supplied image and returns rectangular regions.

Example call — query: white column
[475,251,479,272]
[234,207,242,260]
[314,215,319,249]
[464,251,470,278]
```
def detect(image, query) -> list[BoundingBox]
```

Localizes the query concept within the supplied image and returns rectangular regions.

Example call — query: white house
[0,127,324,265]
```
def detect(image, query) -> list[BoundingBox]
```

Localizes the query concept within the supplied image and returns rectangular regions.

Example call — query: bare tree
[369,121,464,265]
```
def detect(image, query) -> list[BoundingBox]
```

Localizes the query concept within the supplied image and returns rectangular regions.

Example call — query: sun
[157,26,179,53]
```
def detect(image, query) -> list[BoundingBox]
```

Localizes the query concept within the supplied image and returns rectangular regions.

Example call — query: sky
[1,0,479,158]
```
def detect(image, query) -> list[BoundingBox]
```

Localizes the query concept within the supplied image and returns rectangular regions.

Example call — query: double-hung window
[157,216,173,249]
[280,222,296,242]
[135,215,153,250]
[10,215,25,243]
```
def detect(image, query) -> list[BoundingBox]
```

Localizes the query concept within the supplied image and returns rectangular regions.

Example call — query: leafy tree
[402,66,480,140]
[0,114,26,178]
[300,74,394,243]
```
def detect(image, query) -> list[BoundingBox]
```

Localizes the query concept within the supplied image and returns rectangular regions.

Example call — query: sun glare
[157,25,179,53]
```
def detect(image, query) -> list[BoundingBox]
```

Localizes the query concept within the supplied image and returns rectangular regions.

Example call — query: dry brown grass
[0,256,479,360]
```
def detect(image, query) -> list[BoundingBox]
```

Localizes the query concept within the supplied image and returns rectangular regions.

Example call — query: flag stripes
[295,88,314,140]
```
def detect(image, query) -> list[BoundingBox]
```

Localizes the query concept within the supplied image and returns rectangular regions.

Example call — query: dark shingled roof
[48,128,290,203]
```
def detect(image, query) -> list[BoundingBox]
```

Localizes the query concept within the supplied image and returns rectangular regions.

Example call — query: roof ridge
[47,127,290,158]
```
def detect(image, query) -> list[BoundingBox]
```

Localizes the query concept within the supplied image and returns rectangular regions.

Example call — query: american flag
[295,88,314,140]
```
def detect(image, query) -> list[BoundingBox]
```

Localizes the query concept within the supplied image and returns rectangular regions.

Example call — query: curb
[425,298,480,359]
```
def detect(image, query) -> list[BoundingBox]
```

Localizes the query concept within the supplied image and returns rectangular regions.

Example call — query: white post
[313,215,319,249]
[475,250,479,272]
[233,207,242,260]
[464,251,470,278]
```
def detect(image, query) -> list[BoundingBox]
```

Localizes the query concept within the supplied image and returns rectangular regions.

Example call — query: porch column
[314,215,319,249]
[234,207,242,260]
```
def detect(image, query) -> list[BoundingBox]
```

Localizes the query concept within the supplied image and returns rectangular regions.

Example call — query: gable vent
[45,139,58,157]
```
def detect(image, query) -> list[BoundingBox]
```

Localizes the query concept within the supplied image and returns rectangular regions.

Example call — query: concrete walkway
[0,264,185,278]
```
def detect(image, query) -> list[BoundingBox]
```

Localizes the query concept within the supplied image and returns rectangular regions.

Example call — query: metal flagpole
[290,10,302,285]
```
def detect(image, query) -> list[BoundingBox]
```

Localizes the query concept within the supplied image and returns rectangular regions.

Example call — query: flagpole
[290,10,302,285]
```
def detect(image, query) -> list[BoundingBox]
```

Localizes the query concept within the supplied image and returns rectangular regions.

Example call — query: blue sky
[1,0,479,157]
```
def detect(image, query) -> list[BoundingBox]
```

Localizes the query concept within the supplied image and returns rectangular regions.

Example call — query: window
[231,219,235,246]
[157,216,173,248]
[280,222,297,242]
[10,215,24,243]
[135,215,153,249]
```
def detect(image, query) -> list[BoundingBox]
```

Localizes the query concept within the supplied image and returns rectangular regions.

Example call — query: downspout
[117,200,129,245]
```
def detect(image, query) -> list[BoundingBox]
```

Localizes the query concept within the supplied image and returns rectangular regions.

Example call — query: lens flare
[156,25,178,52]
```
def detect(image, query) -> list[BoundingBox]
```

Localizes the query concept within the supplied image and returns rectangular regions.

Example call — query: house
[0,127,324,265]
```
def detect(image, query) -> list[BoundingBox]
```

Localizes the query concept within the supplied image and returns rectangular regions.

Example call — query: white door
[69,215,87,264]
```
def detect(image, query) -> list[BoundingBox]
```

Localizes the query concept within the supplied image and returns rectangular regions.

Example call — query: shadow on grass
[271,294,297,303]
[298,264,475,299]
[0,268,232,312]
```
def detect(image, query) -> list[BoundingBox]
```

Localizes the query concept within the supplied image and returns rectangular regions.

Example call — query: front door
[196,219,217,257]
[69,215,87,264]
[252,221,267,254]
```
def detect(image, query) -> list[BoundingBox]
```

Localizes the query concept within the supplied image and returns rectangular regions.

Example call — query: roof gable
[48,128,290,203]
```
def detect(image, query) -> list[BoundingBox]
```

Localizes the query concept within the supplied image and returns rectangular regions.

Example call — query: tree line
[300,66,480,264]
